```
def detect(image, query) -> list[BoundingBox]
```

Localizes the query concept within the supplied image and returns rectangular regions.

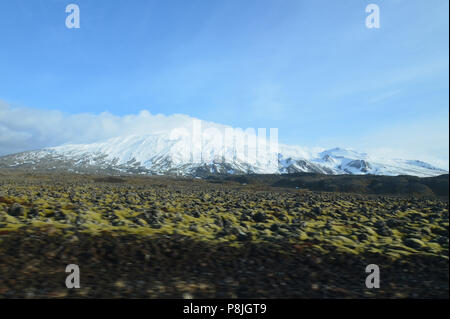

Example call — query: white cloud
[0,100,209,156]
[368,89,401,104]
[326,58,449,100]
[355,116,449,169]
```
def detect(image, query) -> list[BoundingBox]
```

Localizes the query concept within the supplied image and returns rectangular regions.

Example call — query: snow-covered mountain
[0,123,446,177]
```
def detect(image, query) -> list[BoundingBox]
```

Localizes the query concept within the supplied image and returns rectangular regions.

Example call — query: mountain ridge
[0,129,446,177]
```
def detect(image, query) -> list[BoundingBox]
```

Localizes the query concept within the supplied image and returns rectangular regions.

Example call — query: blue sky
[0,0,448,167]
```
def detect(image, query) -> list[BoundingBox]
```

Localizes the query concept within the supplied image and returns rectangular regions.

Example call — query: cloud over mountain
[0,100,212,156]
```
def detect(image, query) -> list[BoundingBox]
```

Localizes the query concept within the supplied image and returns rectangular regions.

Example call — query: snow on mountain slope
[0,122,447,177]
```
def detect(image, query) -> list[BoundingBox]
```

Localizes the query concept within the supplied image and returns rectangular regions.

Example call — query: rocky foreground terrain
[0,170,448,298]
